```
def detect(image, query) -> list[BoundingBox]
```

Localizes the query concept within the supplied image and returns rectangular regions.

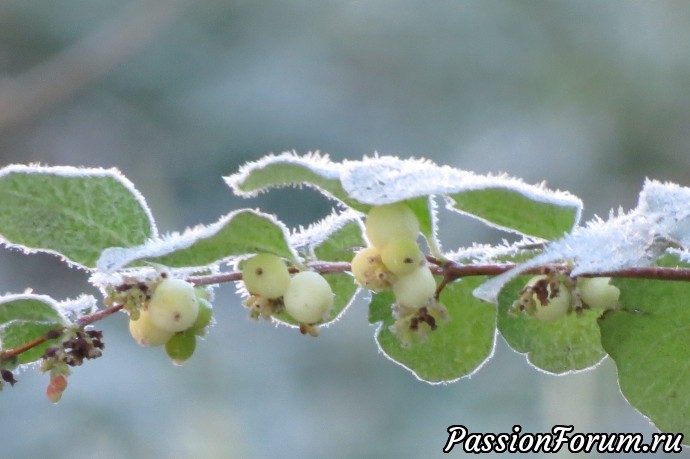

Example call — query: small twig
[0,304,124,362]
[0,333,63,361]
[77,304,125,327]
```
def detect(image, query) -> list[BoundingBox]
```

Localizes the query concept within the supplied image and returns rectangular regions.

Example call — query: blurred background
[1,1,689,457]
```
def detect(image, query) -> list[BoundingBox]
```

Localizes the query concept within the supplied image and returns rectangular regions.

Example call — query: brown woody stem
[4,259,690,363]
[0,304,124,363]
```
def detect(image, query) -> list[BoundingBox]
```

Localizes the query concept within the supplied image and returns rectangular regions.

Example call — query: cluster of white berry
[242,254,334,336]
[516,273,621,321]
[126,203,619,354]
[352,203,447,345]
[128,277,213,364]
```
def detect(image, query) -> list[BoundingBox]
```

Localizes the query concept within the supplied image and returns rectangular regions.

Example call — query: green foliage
[0,295,66,364]
[226,154,365,210]
[497,277,606,374]
[311,220,363,263]
[98,210,296,272]
[599,279,690,438]
[2,155,690,444]
[0,166,155,268]
[369,278,496,383]
[447,187,580,240]
[151,211,296,267]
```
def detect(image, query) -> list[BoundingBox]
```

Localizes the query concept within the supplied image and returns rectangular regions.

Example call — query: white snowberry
[241,253,291,299]
[577,277,620,310]
[393,266,436,308]
[351,246,395,291]
[148,278,199,333]
[129,309,175,347]
[365,203,420,248]
[283,271,334,324]
[380,237,423,276]
[526,275,572,322]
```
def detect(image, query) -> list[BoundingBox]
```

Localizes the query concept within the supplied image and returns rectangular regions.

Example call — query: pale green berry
[365,203,420,248]
[351,246,395,291]
[241,254,291,299]
[148,278,199,333]
[380,237,423,276]
[393,266,436,308]
[283,271,334,324]
[578,277,620,310]
[191,298,213,336]
[166,331,197,365]
[526,275,572,322]
[194,286,212,302]
[129,309,175,347]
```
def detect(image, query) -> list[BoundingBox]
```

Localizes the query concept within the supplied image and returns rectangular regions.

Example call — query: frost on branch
[444,237,545,265]
[475,179,690,303]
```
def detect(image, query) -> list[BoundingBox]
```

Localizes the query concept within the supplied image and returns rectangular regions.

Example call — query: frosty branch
[4,258,690,368]
[1,153,690,442]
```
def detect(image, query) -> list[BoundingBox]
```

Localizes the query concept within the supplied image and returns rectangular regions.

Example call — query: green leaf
[368,291,395,325]
[446,187,579,240]
[0,165,156,269]
[599,279,690,439]
[228,154,580,251]
[97,210,296,272]
[403,196,443,257]
[370,277,496,383]
[311,219,364,263]
[497,277,606,374]
[225,153,366,211]
[0,295,67,365]
[339,155,581,238]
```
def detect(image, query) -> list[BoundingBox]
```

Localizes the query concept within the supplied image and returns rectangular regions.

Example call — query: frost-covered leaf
[637,179,690,247]
[227,154,582,240]
[474,183,680,303]
[497,277,606,374]
[97,210,296,272]
[340,156,454,204]
[0,294,68,365]
[0,165,156,269]
[289,210,364,259]
[446,238,544,265]
[369,277,496,383]
[229,153,581,257]
[446,188,578,240]
[225,152,365,210]
[599,279,690,440]
[405,196,442,256]
[340,155,581,238]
